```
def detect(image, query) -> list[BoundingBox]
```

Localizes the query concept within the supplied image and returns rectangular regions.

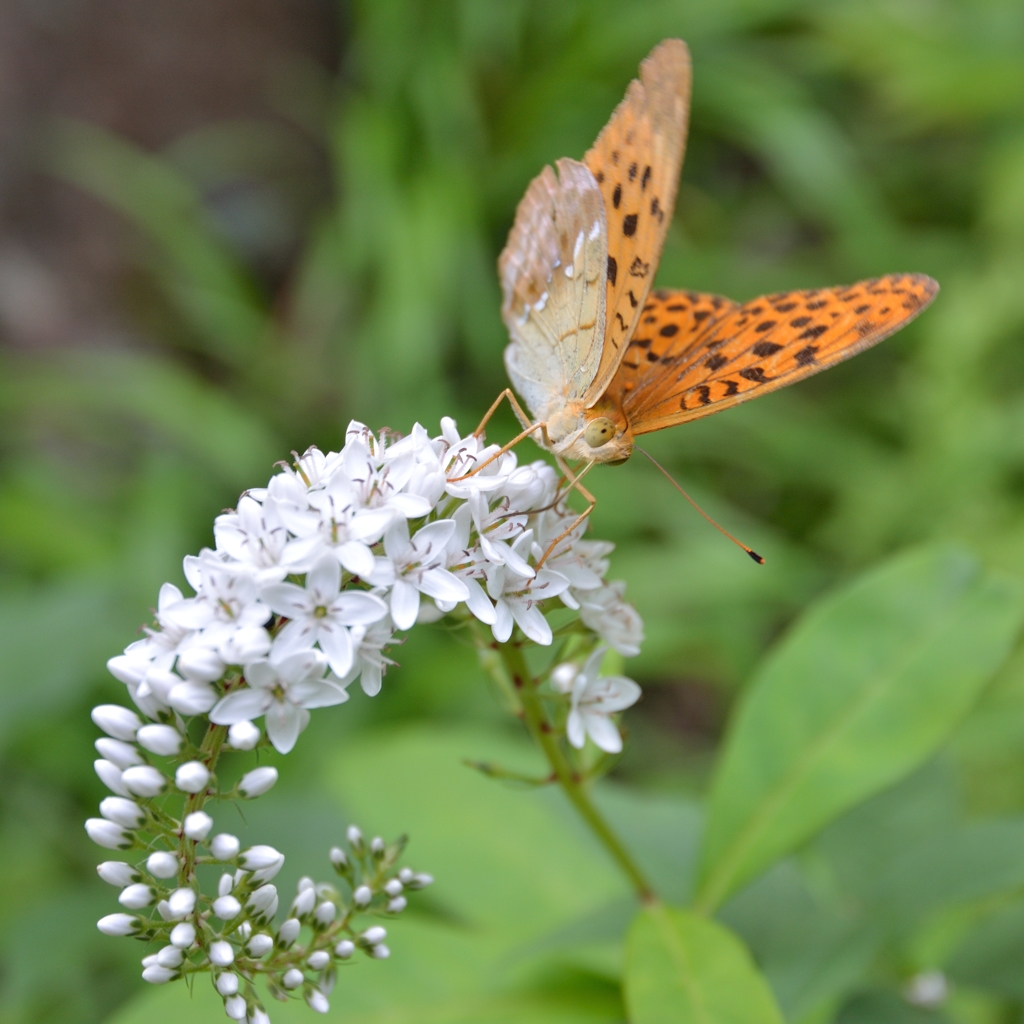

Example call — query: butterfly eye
[584,417,617,447]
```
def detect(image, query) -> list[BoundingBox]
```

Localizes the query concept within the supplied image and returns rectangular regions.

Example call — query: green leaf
[625,904,784,1024]
[695,546,1024,912]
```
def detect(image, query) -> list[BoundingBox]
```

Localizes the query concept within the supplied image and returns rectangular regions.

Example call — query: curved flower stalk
[87,418,650,1021]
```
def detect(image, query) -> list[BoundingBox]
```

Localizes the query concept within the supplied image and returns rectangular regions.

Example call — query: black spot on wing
[752,341,783,356]
[659,323,679,337]
[795,345,818,366]
[706,354,728,371]
[607,256,617,286]
[622,214,638,237]
[612,184,622,209]
[798,325,828,340]
[628,162,638,181]
[641,166,651,190]
[755,320,777,333]
[739,366,771,383]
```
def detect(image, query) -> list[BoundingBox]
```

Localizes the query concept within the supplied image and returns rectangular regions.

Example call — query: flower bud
[146,851,179,879]
[307,990,330,1014]
[551,662,578,693]
[94,759,129,796]
[97,861,140,886]
[213,895,242,920]
[384,879,403,897]
[224,994,247,1020]
[86,818,131,850]
[142,668,181,706]
[410,872,434,889]
[352,885,372,907]
[346,825,363,849]
[107,653,147,686]
[237,921,252,940]
[297,876,315,892]
[398,868,413,883]
[313,901,336,926]
[97,913,141,936]
[211,833,241,860]
[371,944,390,960]
[156,900,173,921]
[282,968,304,990]
[238,766,278,798]
[335,939,354,959]
[218,873,233,897]
[216,972,239,996]
[121,765,168,798]
[247,933,273,957]
[119,883,156,909]
[328,846,347,870]
[167,887,197,918]
[176,645,225,683]
[361,926,387,944]
[227,721,260,751]
[277,918,300,947]
[142,964,177,984]
[136,724,184,756]
[156,946,184,968]
[175,761,210,794]
[370,836,385,856]
[170,921,196,948]
[220,625,271,664]
[183,811,213,840]
[167,680,219,715]
[92,705,142,741]
[100,796,145,829]
[388,896,407,913]
[209,940,235,967]
[95,737,143,769]
[291,886,316,918]
[249,1008,271,1024]
[307,950,330,970]
[240,845,284,882]
[246,884,279,923]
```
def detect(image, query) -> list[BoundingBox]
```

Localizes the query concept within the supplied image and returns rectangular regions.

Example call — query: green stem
[490,637,657,903]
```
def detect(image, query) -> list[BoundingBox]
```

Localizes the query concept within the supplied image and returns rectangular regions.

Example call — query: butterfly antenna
[635,446,765,565]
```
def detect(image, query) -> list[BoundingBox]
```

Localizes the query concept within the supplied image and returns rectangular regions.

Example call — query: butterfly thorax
[544,398,634,464]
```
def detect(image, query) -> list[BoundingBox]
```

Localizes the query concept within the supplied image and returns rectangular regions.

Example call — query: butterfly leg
[534,460,598,569]
[448,390,546,483]
[472,388,533,437]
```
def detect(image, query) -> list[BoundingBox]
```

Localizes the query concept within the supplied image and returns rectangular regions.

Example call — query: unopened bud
[277,918,301,947]
[167,887,197,918]
[398,868,414,883]
[95,737,143,769]
[92,705,142,741]
[240,845,284,882]
[388,896,407,913]
[209,940,235,967]
[329,846,348,870]
[136,724,184,756]
[370,836,385,856]
[291,886,316,918]
[210,833,241,860]
[313,901,336,926]
[307,950,330,970]
[307,990,330,1014]
[216,972,239,996]
[156,946,184,968]
[97,913,141,936]
[94,759,129,796]
[346,825,363,849]
[218,873,233,897]
[334,939,355,959]
[384,879,403,896]
[100,796,145,829]
[282,968,304,990]
[175,761,211,794]
[170,921,196,948]
[224,994,247,1020]
[183,811,213,840]
[86,818,131,850]
[245,884,279,923]
[121,765,168,798]
[146,851,179,879]
[97,861,140,887]
[410,873,434,889]
[176,645,225,682]
[213,895,242,920]
[227,721,260,750]
[118,883,156,909]
[352,884,372,906]
[371,944,390,959]
[238,766,278,798]
[142,964,177,984]
[247,933,273,957]
[167,680,218,715]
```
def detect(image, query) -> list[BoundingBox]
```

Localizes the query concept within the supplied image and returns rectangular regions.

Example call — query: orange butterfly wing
[581,39,691,407]
[610,273,939,434]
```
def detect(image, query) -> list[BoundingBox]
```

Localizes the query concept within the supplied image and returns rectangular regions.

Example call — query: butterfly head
[546,402,634,464]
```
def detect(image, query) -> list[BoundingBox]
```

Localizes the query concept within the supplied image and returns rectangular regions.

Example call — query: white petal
[265,702,308,754]
[260,583,312,620]
[328,591,388,625]
[273,649,327,684]
[270,619,318,660]
[566,709,586,749]
[388,493,433,518]
[306,557,341,601]
[244,660,280,690]
[360,661,383,697]
[418,568,470,604]
[463,578,496,625]
[338,541,376,580]
[290,678,350,710]
[210,689,272,725]
[317,623,354,678]
[585,713,623,754]
[491,600,513,643]
[588,676,642,713]
[349,509,394,545]
[511,602,552,646]
[390,580,420,631]
[410,519,456,555]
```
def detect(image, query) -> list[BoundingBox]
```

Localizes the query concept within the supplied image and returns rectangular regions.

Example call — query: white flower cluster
[86,418,644,1022]
[105,418,643,754]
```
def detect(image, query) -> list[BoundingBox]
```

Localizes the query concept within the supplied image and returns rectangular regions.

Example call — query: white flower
[210,651,349,754]
[532,510,613,596]
[214,493,290,584]
[577,581,644,657]
[338,431,435,520]
[466,491,533,575]
[261,556,387,676]
[486,531,570,646]
[565,647,641,754]
[373,519,470,630]
[339,614,395,696]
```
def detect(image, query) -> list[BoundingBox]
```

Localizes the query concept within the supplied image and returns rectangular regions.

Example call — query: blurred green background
[3,0,1024,1022]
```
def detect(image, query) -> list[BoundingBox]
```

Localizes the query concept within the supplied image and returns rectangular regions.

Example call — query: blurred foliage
[3,0,1024,1021]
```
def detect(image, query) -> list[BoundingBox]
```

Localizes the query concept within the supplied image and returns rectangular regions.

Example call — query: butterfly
[494,39,938,479]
